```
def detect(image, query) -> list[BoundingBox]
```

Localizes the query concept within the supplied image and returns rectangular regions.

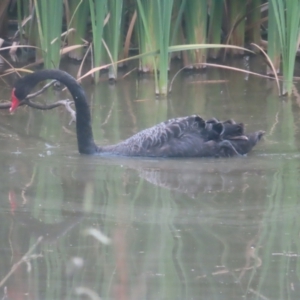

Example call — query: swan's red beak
[10,88,20,113]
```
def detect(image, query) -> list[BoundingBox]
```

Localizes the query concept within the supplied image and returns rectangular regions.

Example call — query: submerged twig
[121,67,137,79]
[75,287,102,300]
[0,236,43,288]
[26,80,57,99]
[100,101,115,126]
[21,167,37,205]
[56,100,76,124]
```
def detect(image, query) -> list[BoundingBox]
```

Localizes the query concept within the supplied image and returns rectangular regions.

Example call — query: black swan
[10,69,264,157]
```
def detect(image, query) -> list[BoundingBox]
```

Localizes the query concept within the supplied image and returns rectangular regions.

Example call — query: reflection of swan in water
[137,168,231,198]
[66,155,268,201]
[136,160,266,199]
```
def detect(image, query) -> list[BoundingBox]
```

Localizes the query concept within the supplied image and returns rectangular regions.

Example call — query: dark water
[1,58,300,300]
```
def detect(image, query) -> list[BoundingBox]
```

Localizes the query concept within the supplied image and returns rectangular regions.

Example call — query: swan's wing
[206,118,244,139]
[221,123,244,139]
[102,115,211,157]
[144,137,220,157]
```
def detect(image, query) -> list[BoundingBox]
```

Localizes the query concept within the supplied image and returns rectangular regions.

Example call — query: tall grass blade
[226,0,247,55]
[153,0,174,94]
[88,0,107,82]
[267,0,281,74]
[170,0,186,59]
[251,43,280,94]
[66,0,89,60]
[271,0,300,95]
[208,0,223,59]
[33,0,63,68]
[183,0,207,68]
[104,0,124,80]
[136,0,157,73]
[137,0,174,94]
[246,0,262,47]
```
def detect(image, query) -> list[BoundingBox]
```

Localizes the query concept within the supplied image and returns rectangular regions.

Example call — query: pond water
[1,57,300,300]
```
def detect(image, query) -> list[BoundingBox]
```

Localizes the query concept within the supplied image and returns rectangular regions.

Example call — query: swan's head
[10,74,34,113]
[10,88,22,113]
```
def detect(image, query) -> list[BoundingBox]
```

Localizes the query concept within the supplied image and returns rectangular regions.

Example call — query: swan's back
[99,115,250,157]
[100,115,205,156]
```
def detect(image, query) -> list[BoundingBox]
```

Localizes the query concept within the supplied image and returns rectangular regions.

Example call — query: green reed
[104,0,124,80]
[5,0,300,97]
[89,0,107,82]
[137,0,175,94]
[66,0,89,61]
[33,0,63,68]
[170,0,186,59]
[226,0,247,55]
[153,0,174,94]
[267,0,281,74]
[136,0,157,73]
[183,0,207,68]
[207,0,223,59]
[270,0,300,95]
[247,0,262,47]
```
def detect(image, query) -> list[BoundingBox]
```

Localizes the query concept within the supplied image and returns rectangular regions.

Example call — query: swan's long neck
[17,70,98,154]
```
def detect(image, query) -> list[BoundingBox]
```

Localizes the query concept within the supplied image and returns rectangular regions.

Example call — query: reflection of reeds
[0,237,43,288]
[7,149,296,299]
[247,99,299,298]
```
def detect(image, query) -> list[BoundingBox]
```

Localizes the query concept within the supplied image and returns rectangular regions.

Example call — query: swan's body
[11,69,264,157]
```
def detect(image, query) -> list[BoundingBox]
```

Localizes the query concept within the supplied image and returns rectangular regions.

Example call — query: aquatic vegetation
[32,0,63,68]
[269,0,300,95]
[0,0,299,95]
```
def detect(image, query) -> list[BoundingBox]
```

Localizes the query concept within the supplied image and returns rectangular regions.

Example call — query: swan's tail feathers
[257,130,265,140]
[217,130,265,158]
[218,140,243,157]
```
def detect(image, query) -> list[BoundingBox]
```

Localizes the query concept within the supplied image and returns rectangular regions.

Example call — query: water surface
[1,58,300,300]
